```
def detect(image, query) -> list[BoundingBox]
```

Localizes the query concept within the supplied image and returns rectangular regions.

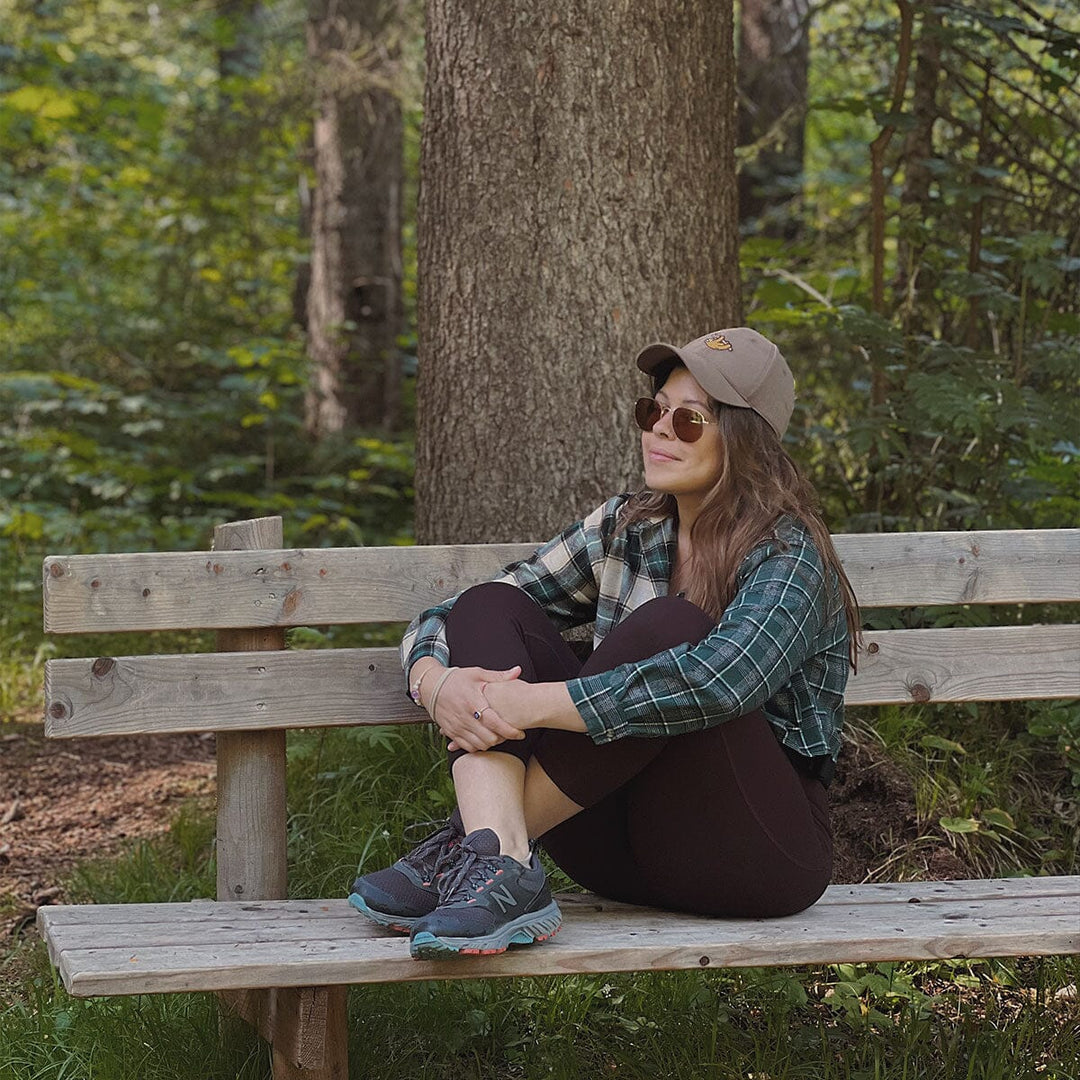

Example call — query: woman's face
[641,366,724,502]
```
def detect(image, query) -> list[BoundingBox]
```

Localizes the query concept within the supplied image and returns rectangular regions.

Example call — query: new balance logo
[489,885,518,914]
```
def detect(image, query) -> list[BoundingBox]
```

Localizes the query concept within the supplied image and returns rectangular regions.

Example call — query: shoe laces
[400,819,460,882]
[436,845,505,905]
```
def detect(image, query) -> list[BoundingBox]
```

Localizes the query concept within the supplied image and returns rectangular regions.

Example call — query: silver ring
[473,707,489,720]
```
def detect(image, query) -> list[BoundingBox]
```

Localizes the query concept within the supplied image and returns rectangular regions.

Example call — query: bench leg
[271,986,348,1078]
[219,986,348,1077]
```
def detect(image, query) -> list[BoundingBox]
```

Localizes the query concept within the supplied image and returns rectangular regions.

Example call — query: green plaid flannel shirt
[400,493,850,760]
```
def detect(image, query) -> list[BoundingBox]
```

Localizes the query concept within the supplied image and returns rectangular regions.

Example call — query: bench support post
[213,517,348,1079]
[220,986,348,1077]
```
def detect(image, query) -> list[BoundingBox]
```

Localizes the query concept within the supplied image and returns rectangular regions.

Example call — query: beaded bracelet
[408,663,437,708]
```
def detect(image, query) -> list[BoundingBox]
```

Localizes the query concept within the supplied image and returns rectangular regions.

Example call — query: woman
[350,327,859,961]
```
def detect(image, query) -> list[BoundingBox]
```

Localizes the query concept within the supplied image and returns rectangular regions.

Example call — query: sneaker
[348,809,464,933]
[409,828,562,960]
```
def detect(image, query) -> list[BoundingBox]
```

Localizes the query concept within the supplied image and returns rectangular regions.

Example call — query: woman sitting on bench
[350,328,860,960]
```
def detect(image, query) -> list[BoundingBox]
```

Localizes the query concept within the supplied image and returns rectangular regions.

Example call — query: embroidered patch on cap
[704,333,732,351]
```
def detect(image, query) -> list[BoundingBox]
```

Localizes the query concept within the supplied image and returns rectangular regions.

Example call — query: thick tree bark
[736,0,809,236]
[417,1,739,545]
[305,0,405,437]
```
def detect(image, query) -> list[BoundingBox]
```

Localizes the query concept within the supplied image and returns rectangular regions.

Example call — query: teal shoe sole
[410,900,563,960]
[348,891,421,934]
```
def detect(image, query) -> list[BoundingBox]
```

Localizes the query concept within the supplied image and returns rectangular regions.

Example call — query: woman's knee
[582,595,714,673]
[445,581,528,623]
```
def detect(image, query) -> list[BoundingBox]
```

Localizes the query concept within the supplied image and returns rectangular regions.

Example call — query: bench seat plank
[39,878,1080,997]
[44,624,1080,737]
[42,530,1080,634]
[41,895,1080,954]
[36,875,1080,928]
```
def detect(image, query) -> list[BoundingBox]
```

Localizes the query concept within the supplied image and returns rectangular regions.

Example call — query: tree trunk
[417,0,739,545]
[894,5,942,334]
[305,0,405,437]
[736,0,809,236]
[218,0,263,82]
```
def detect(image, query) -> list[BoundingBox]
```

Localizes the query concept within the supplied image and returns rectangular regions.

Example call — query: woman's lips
[647,449,679,463]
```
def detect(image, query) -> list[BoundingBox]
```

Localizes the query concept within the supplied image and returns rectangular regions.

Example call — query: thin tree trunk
[895,4,942,335]
[736,0,810,237]
[417,1,739,545]
[869,0,914,398]
[966,68,994,351]
[305,0,405,437]
[218,0,263,82]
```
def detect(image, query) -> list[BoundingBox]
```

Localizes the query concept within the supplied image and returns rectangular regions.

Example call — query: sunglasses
[634,397,718,443]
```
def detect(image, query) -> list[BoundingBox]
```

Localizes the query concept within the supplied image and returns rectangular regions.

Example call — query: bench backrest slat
[43,624,1080,738]
[43,529,1080,635]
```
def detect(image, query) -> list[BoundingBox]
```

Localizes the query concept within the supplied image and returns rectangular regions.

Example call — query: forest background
[1,1,1079,1078]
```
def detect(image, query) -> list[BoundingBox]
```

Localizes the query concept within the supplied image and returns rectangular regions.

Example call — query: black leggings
[443,582,833,918]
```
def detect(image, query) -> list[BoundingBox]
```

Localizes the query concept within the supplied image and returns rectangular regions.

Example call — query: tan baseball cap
[635,328,795,438]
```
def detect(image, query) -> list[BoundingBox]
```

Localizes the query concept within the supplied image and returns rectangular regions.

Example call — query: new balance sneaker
[409,828,562,960]
[348,809,464,933]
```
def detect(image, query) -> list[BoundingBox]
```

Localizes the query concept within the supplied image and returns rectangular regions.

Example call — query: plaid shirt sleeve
[566,527,832,743]
[398,495,628,680]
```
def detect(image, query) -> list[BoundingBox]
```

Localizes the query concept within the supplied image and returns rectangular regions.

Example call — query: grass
[2,652,1079,1079]
[846,700,1079,880]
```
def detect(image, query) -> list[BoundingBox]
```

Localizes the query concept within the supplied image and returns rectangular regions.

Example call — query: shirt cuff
[566,671,632,744]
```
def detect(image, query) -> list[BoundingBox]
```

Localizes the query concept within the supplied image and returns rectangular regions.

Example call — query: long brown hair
[622,365,861,670]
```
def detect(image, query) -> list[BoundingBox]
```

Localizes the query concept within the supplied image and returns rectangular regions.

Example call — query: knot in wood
[49,702,67,719]
[867,641,880,655]
[909,683,931,703]
[698,955,710,967]
[90,579,101,589]
[48,562,65,578]
[91,657,116,678]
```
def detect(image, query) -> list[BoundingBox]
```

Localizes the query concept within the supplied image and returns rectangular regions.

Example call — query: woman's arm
[399,495,630,701]
[479,679,585,735]
[566,528,840,744]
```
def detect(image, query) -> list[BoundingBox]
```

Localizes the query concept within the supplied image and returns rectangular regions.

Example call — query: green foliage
[746,1,1080,536]
[852,699,1078,878]
[0,0,417,647]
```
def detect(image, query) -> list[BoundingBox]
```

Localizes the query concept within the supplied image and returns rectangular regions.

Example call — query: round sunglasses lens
[635,398,660,432]
[672,407,704,443]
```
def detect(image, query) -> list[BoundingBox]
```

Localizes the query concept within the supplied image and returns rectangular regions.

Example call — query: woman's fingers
[440,709,514,752]
[476,706,525,741]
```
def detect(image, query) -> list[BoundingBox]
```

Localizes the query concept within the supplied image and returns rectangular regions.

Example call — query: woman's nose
[652,410,676,438]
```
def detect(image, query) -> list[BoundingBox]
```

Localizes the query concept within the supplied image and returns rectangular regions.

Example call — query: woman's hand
[433,665,527,753]
[446,678,586,751]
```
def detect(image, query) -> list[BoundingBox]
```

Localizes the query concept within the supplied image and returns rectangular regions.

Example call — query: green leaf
[920,735,967,755]
[940,817,980,834]
[982,808,1015,831]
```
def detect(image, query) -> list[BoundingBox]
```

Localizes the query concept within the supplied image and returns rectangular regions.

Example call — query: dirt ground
[0,722,215,940]
[1,718,979,947]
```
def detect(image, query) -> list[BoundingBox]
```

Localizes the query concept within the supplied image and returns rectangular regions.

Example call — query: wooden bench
[37,517,1080,1078]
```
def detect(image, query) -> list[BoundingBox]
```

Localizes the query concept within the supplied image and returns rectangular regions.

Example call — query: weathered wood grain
[37,892,1080,953]
[43,624,1080,738]
[35,876,1080,932]
[42,528,1080,633]
[38,878,1080,997]
[213,518,288,906]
